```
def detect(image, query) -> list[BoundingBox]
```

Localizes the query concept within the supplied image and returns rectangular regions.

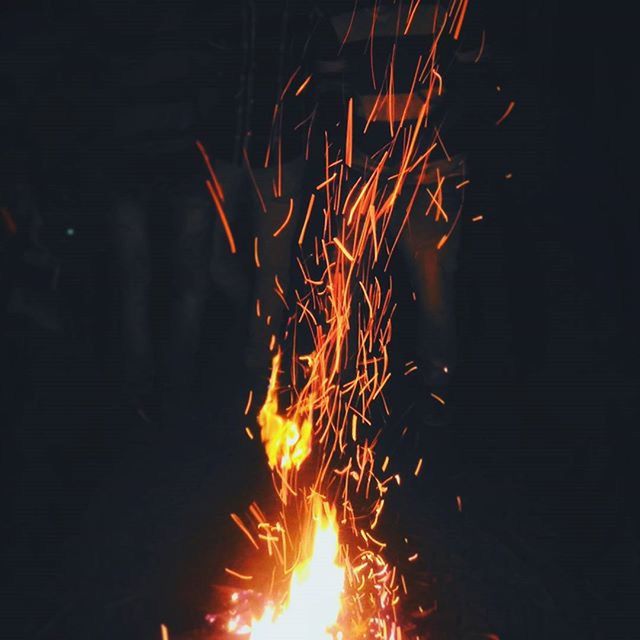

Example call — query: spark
[295,74,312,96]
[474,29,486,63]
[280,66,301,101]
[196,140,224,201]
[205,179,236,254]
[273,198,294,238]
[225,568,254,581]
[346,97,354,168]
[231,513,260,550]
[297,193,316,246]
[254,237,261,268]
[404,0,423,35]
[333,237,355,262]
[244,390,254,415]
[243,147,267,212]
[316,173,338,191]
[496,100,516,126]
[451,0,469,40]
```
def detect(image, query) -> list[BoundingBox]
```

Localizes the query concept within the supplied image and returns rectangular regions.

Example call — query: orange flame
[245,498,345,639]
[258,352,313,471]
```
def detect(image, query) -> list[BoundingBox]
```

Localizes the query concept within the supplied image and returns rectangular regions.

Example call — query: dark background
[1,1,638,639]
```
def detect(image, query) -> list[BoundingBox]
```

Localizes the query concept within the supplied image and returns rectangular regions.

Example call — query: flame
[258,352,313,471]
[219,4,477,638]
[246,500,345,639]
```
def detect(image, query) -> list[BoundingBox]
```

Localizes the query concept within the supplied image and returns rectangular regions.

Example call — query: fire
[258,351,313,471]
[247,500,345,639]
[214,4,479,639]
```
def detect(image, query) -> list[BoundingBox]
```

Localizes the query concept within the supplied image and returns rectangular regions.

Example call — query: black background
[1,1,638,638]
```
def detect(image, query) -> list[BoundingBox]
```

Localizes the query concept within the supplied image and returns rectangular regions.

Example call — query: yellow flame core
[249,502,345,639]
[258,352,312,470]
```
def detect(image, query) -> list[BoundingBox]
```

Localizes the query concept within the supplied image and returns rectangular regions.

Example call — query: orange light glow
[243,499,345,639]
[258,352,313,471]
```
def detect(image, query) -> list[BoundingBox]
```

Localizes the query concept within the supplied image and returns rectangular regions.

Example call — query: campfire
[229,497,345,639]
[181,2,473,638]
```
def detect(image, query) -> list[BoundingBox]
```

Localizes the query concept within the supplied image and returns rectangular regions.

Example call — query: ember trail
[197,2,478,638]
